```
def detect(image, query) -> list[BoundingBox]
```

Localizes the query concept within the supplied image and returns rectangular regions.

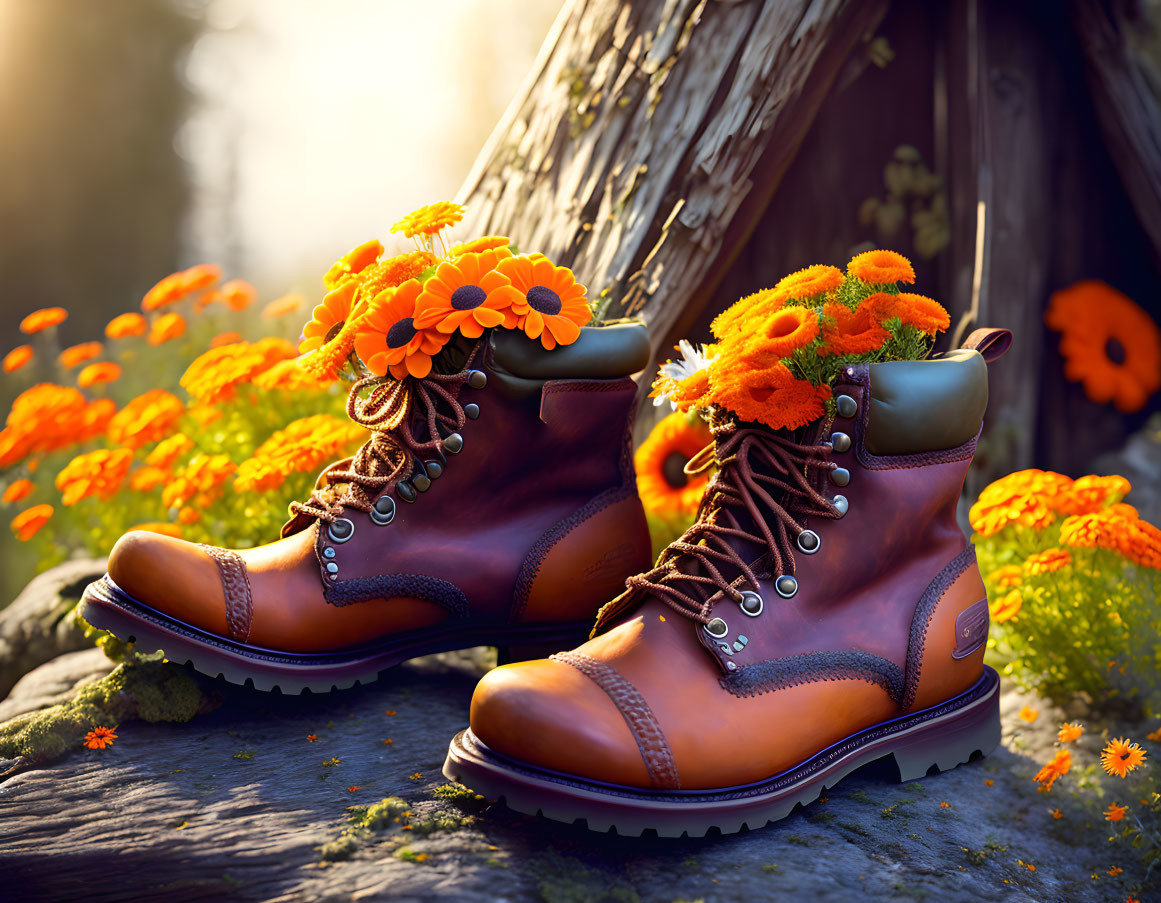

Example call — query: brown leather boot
[446,329,1012,836]
[78,323,653,693]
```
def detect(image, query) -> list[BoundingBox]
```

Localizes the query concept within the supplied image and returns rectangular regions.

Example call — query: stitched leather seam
[720,649,905,703]
[200,545,253,643]
[550,650,681,790]
[323,572,469,616]
[902,546,977,710]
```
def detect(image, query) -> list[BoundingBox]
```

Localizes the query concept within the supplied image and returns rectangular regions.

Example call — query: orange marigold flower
[82,725,118,750]
[11,503,53,541]
[634,413,713,516]
[105,312,147,339]
[77,362,122,388]
[1058,474,1131,515]
[354,280,449,380]
[774,264,843,301]
[163,453,236,509]
[221,279,257,312]
[252,358,334,392]
[129,522,182,538]
[987,565,1023,589]
[1060,506,1161,570]
[3,345,33,373]
[194,289,225,312]
[180,338,297,405]
[107,389,185,449]
[1101,738,1147,778]
[709,353,831,431]
[486,255,592,350]
[146,433,195,470]
[261,293,303,319]
[210,331,243,349]
[55,448,134,505]
[711,288,787,341]
[1019,705,1039,723]
[323,239,384,291]
[746,306,820,358]
[234,414,366,493]
[20,307,68,334]
[819,297,892,357]
[449,235,511,257]
[969,471,1062,537]
[847,249,916,285]
[890,293,950,337]
[413,249,517,338]
[80,398,116,442]
[142,264,222,312]
[129,466,169,492]
[177,506,201,525]
[148,312,187,346]
[1057,722,1084,743]
[1025,548,1071,575]
[58,342,103,370]
[392,201,465,239]
[1104,802,1128,822]
[1033,749,1071,792]
[0,383,92,466]
[3,478,33,504]
[1045,280,1161,413]
[991,589,1022,623]
[348,250,438,304]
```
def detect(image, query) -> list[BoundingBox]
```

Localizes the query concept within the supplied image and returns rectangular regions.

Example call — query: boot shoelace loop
[289,365,472,524]
[625,418,840,626]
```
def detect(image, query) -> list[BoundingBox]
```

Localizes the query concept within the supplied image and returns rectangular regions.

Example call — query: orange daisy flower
[128,522,182,538]
[634,413,713,516]
[106,389,185,449]
[105,312,148,339]
[1105,802,1128,822]
[891,293,951,336]
[3,345,33,373]
[413,249,517,338]
[847,249,916,285]
[261,293,303,319]
[1025,548,1071,575]
[20,307,68,334]
[55,448,134,505]
[299,282,359,356]
[449,235,511,257]
[1033,749,1071,791]
[3,478,33,504]
[77,362,122,388]
[991,590,1022,623]
[1101,738,1146,778]
[391,201,465,239]
[711,288,788,341]
[147,312,187,346]
[1045,280,1161,413]
[354,280,448,380]
[323,239,384,291]
[747,306,820,358]
[774,264,843,301]
[221,280,257,312]
[487,256,592,350]
[58,342,103,370]
[82,725,118,750]
[1057,722,1084,743]
[11,504,53,541]
[819,296,892,357]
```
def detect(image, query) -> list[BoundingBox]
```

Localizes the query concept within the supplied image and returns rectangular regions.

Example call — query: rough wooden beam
[457,0,889,355]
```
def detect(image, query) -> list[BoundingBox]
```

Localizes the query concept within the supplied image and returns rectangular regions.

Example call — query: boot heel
[889,671,1002,782]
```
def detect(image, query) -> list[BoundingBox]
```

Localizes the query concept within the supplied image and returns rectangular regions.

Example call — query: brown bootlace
[624,415,841,626]
[288,360,475,524]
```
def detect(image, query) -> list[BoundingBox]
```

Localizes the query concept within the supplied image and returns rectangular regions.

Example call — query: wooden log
[457,0,889,356]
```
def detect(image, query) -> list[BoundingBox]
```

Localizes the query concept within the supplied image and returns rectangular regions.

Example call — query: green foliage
[858,144,949,259]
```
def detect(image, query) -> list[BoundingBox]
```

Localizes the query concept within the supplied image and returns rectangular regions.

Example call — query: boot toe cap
[469,657,654,788]
[107,531,229,637]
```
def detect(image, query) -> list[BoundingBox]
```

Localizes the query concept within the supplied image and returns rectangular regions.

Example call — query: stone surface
[0,558,106,698]
[0,648,116,723]
[0,647,1151,902]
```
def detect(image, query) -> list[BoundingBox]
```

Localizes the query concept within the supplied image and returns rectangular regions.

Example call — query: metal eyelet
[797,530,821,554]
[830,467,850,487]
[775,575,798,598]
[323,547,336,559]
[442,432,464,455]
[327,518,355,544]
[830,431,851,453]
[832,494,849,517]
[370,495,396,526]
[738,591,763,617]
[325,561,338,575]
[704,617,729,638]
[468,369,487,389]
[397,481,417,503]
[836,394,857,418]
[464,403,480,420]
[424,459,443,479]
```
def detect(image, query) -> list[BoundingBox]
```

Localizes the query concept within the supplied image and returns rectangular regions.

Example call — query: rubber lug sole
[78,575,592,695]
[443,666,1001,837]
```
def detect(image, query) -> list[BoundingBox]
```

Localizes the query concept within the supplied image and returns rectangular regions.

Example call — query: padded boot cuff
[492,322,650,380]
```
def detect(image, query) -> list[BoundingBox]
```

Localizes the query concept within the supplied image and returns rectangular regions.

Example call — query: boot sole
[77,576,593,694]
[443,665,1001,837]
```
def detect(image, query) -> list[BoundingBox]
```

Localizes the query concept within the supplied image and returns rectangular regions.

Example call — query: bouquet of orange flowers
[651,249,949,429]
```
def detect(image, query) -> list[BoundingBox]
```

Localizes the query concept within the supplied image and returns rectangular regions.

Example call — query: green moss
[809,811,837,824]
[409,812,475,835]
[762,864,780,873]
[532,851,641,903]
[431,782,485,806]
[319,835,359,862]
[846,789,873,804]
[348,796,410,831]
[786,835,810,846]
[394,846,430,864]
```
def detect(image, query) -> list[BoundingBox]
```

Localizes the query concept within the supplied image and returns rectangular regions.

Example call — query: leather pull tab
[961,327,1012,364]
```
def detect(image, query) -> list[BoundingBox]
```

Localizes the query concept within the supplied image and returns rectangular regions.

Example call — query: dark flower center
[526,285,562,315]
[385,318,417,349]
[1105,337,1127,365]
[450,285,487,310]
[324,321,345,342]
[662,452,690,489]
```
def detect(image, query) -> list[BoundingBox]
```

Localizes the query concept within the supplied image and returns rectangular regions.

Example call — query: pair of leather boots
[80,320,1009,837]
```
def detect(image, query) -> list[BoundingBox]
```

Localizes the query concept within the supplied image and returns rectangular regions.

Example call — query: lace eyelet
[832,494,849,517]
[797,530,821,554]
[775,575,798,598]
[327,518,355,543]
[738,591,763,617]
[704,617,729,638]
[370,495,396,525]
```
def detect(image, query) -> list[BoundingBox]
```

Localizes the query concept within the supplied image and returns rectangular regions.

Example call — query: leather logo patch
[952,598,989,660]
